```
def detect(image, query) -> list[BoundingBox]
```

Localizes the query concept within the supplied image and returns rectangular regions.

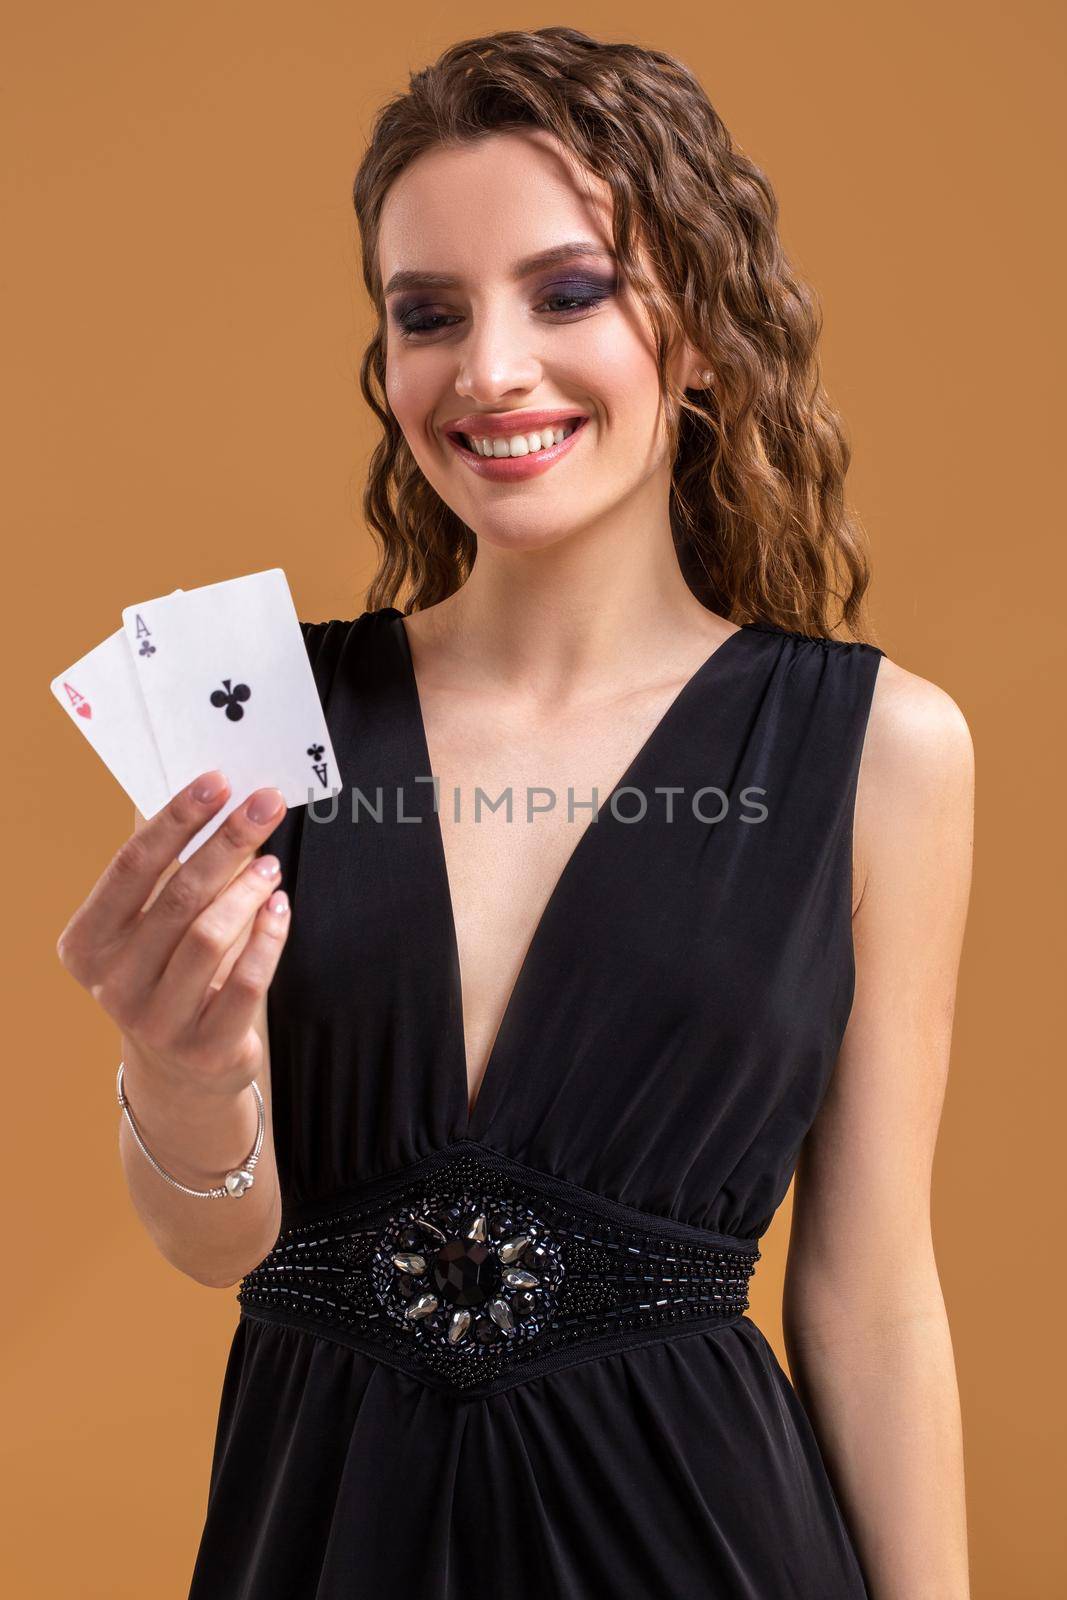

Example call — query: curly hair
[353,26,876,642]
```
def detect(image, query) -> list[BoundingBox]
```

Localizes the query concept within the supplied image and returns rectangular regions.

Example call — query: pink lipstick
[443,411,590,482]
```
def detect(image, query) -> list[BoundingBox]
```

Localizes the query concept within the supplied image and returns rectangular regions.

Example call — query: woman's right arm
[56,773,292,1289]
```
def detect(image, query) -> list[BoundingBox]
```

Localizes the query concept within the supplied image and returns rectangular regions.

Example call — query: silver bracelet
[116,1060,265,1199]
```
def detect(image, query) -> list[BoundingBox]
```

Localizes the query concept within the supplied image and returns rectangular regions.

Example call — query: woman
[58,27,974,1599]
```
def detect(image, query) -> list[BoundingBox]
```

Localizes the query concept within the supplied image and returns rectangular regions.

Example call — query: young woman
[58,27,974,1599]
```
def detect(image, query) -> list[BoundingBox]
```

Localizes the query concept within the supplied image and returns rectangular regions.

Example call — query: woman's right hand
[56,770,291,1101]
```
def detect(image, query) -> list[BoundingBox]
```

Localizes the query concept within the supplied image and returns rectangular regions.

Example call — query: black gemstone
[473,1315,501,1344]
[488,1211,510,1239]
[431,1238,502,1306]
[397,1225,423,1251]
[396,1273,416,1299]
[511,1290,537,1319]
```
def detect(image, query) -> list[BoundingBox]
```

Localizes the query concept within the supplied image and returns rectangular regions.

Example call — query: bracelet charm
[224,1167,257,1198]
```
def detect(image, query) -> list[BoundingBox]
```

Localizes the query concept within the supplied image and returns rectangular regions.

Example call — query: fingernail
[254,856,280,878]
[247,789,285,824]
[193,770,227,803]
[269,890,289,915]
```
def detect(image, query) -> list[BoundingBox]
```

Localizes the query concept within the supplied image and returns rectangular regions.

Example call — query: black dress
[188,607,883,1599]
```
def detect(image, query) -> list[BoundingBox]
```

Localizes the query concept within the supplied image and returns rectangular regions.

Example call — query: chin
[467,507,599,554]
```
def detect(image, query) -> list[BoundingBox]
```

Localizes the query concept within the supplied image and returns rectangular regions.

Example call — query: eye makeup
[389,274,617,340]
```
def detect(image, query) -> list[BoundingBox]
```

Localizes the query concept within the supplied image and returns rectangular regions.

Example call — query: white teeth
[465,421,579,458]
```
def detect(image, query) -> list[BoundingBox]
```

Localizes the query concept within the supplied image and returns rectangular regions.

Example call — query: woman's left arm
[783,656,976,1600]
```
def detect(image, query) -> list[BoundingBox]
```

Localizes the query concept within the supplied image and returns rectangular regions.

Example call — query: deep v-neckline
[391,612,755,1138]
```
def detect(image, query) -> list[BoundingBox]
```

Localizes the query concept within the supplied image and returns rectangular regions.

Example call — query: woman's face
[378,128,696,555]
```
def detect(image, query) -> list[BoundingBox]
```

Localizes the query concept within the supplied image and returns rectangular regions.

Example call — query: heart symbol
[77,703,92,719]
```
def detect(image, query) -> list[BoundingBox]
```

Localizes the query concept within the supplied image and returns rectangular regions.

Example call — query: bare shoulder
[863,652,973,770]
[853,652,975,910]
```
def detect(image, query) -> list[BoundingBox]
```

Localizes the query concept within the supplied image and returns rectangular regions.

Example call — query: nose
[454,302,541,406]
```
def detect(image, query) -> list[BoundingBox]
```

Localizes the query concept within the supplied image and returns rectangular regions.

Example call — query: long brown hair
[353,27,876,642]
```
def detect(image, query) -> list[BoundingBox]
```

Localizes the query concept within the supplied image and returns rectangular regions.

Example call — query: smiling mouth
[454,417,587,458]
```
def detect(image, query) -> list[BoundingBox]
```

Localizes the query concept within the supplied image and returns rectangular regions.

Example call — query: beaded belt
[237,1141,761,1399]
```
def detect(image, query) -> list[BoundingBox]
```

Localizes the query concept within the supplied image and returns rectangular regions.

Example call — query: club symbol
[138,640,156,658]
[210,679,252,722]
[307,743,324,760]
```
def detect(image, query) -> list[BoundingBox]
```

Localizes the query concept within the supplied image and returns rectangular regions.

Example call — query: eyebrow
[383,241,615,298]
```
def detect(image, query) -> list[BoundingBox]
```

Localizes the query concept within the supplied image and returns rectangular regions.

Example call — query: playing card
[50,590,183,819]
[122,568,342,861]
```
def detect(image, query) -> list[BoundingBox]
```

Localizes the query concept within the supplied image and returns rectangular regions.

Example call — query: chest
[414,673,703,1107]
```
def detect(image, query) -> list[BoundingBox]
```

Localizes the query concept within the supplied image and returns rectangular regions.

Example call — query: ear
[677,340,715,392]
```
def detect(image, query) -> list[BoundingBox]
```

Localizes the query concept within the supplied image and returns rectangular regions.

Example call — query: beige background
[3,3,1063,1594]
